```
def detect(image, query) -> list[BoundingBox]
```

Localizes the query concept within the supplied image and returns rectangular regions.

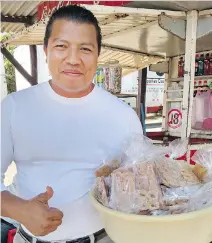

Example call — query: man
[1,5,143,243]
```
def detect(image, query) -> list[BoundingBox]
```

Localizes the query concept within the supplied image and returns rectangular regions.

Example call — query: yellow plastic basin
[90,191,212,243]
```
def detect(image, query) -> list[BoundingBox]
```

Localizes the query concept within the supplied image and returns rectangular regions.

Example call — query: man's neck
[49,81,94,98]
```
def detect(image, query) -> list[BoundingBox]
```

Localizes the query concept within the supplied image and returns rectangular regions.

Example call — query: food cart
[1,1,212,159]
[1,2,212,243]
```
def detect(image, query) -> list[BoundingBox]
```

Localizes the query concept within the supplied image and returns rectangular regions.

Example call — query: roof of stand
[1,2,212,74]
[1,1,42,33]
[125,1,212,11]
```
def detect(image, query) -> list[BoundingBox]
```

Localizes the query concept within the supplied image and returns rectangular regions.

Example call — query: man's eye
[81,48,91,52]
[56,45,66,48]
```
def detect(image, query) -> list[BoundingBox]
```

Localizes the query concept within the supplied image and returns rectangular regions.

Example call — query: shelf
[166,90,183,92]
[191,129,212,139]
[167,131,181,137]
[191,129,212,134]
[115,94,137,98]
[166,98,183,102]
[169,75,212,82]
[188,143,212,150]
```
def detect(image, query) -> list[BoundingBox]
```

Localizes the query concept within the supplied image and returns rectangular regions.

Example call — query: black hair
[44,5,102,55]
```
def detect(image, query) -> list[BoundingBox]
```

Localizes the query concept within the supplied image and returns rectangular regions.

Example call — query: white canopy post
[0,53,8,100]
[181,10,198,139]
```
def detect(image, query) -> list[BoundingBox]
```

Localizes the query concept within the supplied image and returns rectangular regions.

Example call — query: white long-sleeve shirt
[1,81,143,241]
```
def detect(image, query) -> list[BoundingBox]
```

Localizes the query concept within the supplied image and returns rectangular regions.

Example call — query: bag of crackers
[93,134,212,215]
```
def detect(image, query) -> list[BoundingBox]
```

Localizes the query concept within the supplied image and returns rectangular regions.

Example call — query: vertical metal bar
[140,67,147,106]
[162,58,171,132]
[137,69,142,119]
[1,53,8,100]
[141,68,147,134]
[29,45,38,84]
[181,10,198,139]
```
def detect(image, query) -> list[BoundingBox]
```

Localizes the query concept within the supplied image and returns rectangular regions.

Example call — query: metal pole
[0,53,8,100]
[29,45,38,84]
[1,47,37,86]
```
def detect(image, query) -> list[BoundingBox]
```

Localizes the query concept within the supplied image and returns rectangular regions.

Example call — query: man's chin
[52,80,93,93]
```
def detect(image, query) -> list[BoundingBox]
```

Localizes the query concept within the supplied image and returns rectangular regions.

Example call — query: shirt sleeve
[1,94,15,191]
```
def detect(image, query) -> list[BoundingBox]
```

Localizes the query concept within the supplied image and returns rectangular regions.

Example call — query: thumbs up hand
[21,186,64,236]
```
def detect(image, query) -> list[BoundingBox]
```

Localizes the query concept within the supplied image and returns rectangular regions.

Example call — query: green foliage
[1,34,17,93]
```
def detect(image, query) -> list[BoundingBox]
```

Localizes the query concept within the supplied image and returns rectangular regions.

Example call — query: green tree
[1,34,17,93]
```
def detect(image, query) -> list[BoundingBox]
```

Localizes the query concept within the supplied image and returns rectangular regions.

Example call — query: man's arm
[127,108,143,135]
[1,191,29,221]
[1,94,27,221]
[1,95,63,236]
[1,94,15,192]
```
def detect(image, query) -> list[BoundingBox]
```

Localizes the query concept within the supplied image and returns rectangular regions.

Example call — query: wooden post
[1,47,37,86]
[29,45,38,84]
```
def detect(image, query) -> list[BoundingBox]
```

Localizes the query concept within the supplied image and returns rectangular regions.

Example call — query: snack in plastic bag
[133,161,163,210]
[121,134,169,166]
[154,138,200,187]
[93,134,211,216]
[93,177,109,207]
[161,185,201,207]
[95,159,120,177]
[192,147,212,182]
[109,161,163,213]
[187,181,212,212]
[168,138,188,160]
[109,167,137,213]
[155,159,200,187]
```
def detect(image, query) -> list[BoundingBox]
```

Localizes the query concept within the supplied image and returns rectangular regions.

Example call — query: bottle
[198,54,204,76]
[198,80,203,87]
[178,57,184,77]
[204,53,210,75]
[195,54,199,76]
[203,80,208,87]
[209,53,212,75]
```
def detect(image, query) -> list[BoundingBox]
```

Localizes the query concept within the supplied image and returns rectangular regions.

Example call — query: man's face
[44,20,99,92]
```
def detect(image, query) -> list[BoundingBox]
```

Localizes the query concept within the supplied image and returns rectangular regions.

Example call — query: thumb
[36,186,54,204]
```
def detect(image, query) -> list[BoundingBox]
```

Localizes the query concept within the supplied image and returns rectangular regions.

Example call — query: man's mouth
[62,70,83,76]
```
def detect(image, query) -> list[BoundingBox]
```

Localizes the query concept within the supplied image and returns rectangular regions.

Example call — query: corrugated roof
[1,5,165,74]
[126,1,212,11]
[99,47,162,75]
[1,1,42,33]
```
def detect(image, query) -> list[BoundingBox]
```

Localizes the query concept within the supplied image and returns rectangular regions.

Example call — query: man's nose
[66,49,81,65]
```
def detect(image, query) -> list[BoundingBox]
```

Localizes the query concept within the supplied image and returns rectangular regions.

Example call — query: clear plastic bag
[95,158,121,177]
[108,134,168,213]
[93,177,109,207]
[155,158,200,188]
[109,162,163,213]
[168,138,188,159]
[109,167,138,213]
[94,143,122,177]
[161,185,201,207]
[121,134,169,166]
[187,181,212,212]
[93,135,209,215]
[192,147,212,182]
[155,139,200,188]
[192,91,206,129]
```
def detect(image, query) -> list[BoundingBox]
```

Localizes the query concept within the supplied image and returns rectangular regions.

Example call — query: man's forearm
[1,191,28,223]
